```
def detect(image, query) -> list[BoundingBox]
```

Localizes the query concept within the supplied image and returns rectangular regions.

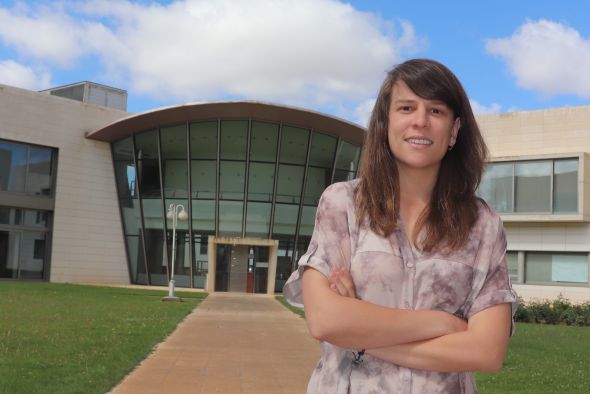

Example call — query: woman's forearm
[303,268,467,349]
[367,304,512,372]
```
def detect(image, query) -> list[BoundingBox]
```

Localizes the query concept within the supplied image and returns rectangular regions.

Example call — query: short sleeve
[465,216,519,333]
[282,182,353,308]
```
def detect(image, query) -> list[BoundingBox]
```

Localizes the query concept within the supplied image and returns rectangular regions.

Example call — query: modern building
[1,81,589,301]
[0,81,363,294]
[477,109,590,302]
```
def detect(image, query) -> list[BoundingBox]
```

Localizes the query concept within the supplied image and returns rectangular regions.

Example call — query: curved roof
[86,101,366,145]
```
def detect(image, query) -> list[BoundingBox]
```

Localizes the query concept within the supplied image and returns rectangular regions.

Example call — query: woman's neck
[398,165,438,207]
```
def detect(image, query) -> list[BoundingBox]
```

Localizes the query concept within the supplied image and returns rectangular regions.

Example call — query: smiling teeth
[407,138,432,145]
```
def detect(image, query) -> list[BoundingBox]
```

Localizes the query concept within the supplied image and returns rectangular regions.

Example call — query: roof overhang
[85,101,366,145]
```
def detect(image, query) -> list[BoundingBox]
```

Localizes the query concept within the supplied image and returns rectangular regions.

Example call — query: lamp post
[162,203,189,302]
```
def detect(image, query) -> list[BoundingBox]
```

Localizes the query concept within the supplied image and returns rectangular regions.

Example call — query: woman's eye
[399,106,412,112]
[431,107,445,115]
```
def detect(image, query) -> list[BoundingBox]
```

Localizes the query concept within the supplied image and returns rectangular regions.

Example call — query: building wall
[0,84,130,284]
[478,106,590,301]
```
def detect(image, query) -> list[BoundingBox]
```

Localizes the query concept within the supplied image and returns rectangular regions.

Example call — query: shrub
[514,297,590,327]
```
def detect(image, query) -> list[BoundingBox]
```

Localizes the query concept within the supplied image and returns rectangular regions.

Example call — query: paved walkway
[111,293,320,393]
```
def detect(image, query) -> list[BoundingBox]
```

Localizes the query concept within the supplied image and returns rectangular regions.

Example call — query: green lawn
[275,296,590,393]
[0,282,207,394]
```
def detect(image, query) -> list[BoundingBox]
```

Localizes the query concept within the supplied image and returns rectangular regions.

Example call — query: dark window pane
[220,120,248,160]
[114,161,137,199]
[162,159,188,198]
[0,141,27,192]
[246,202,271,238]
[279,126,309,165]
[515,161,551,212]
[19,232,45,279]
[333,169,355,183]
[303,167,330,205]
[161,125,188,199]
[160,124,187,159]
[272,204,298,237]
[0,230,20,278]
[250,121,278,162]
[276,165,304,204]
[553,159,578,213]
[126,235,147,285]
[308,132,337,167]
[120,197,141,236]
[112,137,134,160]
[478,162,514,212]
[275,236,295,292]
[192,200,215,232]
[248,162,274,202]
[135,130,161,198]
[190,121,218,160]
[192,233,211,289]
[191,160,216,199]
[219,200,243,236]
[507,251,518,283]
[26,147,53,196]
[144,228,167,286]
[134,129,159,159]
[220,161,245,200]
[0,207,21,225]
[335,141,361,171]
[22,210,49,228]
[298,205,317,237]
[141,198,164,230]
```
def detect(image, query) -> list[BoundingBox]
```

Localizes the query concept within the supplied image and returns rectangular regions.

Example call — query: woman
[283,59,518,393]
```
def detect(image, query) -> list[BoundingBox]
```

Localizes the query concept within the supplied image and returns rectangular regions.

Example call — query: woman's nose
[412,107,429,128]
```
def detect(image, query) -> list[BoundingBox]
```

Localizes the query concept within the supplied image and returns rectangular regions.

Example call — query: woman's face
[387,80,460,175]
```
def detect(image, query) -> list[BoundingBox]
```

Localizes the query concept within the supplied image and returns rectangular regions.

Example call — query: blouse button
[406,262,414,268]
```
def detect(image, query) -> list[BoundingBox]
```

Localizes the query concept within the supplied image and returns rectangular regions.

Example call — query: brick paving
[111,292,319,393]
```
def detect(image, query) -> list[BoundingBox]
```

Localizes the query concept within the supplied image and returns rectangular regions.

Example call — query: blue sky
[0,0,589,126]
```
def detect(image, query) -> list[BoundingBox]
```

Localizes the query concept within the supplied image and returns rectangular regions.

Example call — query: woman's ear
[450,117,461,146]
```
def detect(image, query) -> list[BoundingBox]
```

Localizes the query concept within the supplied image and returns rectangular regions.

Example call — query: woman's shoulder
[320,179,359,201]
[473,198,504,235]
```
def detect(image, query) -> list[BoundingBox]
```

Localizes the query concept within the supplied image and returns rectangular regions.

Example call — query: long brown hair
[354,59,488,253]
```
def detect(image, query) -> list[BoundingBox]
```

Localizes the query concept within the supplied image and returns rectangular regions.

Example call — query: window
[506,251,519,283]
[0,140,55,196]
[515,161,552,212]
[525,252,588,284]
[477,158,579,214]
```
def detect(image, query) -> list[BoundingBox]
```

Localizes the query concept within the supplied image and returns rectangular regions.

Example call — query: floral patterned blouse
[284,180,518,394]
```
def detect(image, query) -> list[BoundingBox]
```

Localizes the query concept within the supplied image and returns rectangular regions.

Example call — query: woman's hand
[328,267,357,299]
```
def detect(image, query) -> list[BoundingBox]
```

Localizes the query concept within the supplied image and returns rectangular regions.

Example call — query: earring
[448,145,454,151]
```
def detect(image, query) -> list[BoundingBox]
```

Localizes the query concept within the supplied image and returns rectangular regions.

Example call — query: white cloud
[353,98,376,127]
[0,5,116,68]
[470,99,501,115]
[0,0,424,109]
[0,60,51,90]
[486,19,590,98]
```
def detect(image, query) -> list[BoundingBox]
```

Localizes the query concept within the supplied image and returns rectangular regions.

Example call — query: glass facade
[478,158,579,214]
[112,120,362,289]
[0,139,55,281]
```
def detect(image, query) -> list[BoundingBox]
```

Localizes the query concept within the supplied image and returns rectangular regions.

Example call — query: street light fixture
[162,203,189,302]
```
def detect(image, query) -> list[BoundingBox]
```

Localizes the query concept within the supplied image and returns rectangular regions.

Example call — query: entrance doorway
[215,244,269,293]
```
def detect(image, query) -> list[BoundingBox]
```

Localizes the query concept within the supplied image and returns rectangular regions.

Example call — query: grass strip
[476,323,590,393]
[0,282,207,394]
[275,295,305,318]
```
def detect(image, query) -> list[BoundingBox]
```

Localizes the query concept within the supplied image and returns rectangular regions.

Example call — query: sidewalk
[111,292,320,394]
